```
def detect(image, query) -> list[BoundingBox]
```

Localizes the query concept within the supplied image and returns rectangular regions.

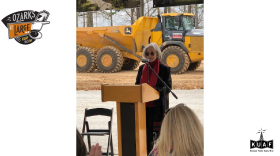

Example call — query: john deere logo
[124,27,132,35]
[2,10,50,45]
[250,128,273,152]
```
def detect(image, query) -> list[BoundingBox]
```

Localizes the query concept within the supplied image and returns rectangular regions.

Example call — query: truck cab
[151,13,204,74]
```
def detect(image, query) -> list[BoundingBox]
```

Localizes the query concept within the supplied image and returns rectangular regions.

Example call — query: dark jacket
[135,61,172,122]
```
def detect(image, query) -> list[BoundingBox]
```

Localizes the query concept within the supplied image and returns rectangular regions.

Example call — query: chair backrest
[81,108,115,155]
[85,108,113,117]
[82,108,114,133]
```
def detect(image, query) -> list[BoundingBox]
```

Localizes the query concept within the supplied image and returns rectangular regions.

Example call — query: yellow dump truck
[76,13,204,74]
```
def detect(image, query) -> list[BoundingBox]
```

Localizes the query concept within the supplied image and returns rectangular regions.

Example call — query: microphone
[142,58,149,63]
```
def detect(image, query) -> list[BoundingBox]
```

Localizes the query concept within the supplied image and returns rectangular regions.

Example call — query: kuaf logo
[1,10,50,45]
[250,128,273,152]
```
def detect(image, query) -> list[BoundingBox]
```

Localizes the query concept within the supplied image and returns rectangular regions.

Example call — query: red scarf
[140,58,160,107]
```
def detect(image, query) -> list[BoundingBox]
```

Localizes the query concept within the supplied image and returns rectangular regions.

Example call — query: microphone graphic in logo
[30,10,50,39]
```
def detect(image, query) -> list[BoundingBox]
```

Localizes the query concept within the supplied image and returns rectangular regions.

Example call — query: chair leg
[87,135,91,152]
[106,136,110,156]
[110,136,114,156]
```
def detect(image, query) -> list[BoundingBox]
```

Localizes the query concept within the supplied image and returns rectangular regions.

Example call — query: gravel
[76,89,204,154]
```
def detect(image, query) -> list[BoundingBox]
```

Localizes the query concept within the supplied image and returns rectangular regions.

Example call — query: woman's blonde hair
[151,104,204,156]
[143,42,162,59]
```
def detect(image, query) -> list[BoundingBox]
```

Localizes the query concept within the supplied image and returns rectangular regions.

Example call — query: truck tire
[122,58,140,70]
[161,46,190,74]
[187,61,201,71]
[76,47,96,73]
[96,46,123,73]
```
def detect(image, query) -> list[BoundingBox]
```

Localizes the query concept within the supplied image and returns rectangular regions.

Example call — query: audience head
[153,103,204,156]
[76,128,87,156]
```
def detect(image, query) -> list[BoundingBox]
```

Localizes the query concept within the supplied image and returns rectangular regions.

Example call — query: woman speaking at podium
[135,42,172,154]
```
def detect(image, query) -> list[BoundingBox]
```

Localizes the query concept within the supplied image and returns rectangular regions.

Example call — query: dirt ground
[76,61,203,90]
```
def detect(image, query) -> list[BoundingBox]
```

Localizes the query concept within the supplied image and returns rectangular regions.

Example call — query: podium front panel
[120,102,136,156]
[101,84,154,156]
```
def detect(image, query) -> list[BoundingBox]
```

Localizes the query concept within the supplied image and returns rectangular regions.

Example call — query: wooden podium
[101,83,159,156]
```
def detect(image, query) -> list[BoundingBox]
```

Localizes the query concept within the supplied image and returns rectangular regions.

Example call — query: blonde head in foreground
[151,104,204,156]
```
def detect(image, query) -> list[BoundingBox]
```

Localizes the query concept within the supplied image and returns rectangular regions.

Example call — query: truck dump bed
[76,16,158,54]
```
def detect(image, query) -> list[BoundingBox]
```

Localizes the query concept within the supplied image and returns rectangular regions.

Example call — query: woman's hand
[156,86,167,93]
[89,143,102,156]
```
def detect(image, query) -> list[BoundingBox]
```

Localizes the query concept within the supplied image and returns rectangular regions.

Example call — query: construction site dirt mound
[76,61,204,90]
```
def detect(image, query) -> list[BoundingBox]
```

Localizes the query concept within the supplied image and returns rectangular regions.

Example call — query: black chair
[81,108,114,156]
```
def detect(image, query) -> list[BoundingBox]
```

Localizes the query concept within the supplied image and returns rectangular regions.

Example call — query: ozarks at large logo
[1,10,50,45]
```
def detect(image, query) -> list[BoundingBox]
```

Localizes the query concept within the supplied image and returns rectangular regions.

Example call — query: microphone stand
[144,62,178,99]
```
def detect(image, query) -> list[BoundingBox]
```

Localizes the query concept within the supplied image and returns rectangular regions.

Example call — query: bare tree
[168,7,171,13]
[76,12,86,27]
[177,5,204,29]
[122,8,137,25]
[131,8,135,25]
[98,9,118,26]
[87,11,93,27]
[195,5,198,28]
[76,12,80,27]
[197,5,204,28]
[140,0,144,16]
[83,13,85,27]
[120,0,157,25]
[135,7,139,19]
[142,0,157,17]
[95,11,98,27]
[110,9,113,26]
[77,1,203,28]
[164,7,167,13]
[188,5,191,13]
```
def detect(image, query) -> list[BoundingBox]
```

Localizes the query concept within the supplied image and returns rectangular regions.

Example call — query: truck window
[165,16,194,31]
[181,16,195,30]
[165,17,175,31]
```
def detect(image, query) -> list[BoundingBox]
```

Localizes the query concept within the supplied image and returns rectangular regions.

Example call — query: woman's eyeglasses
[145,52,154,56]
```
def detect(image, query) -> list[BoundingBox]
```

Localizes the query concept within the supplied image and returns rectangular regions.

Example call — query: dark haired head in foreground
[76,128,102,156]
[76,128,87,156]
